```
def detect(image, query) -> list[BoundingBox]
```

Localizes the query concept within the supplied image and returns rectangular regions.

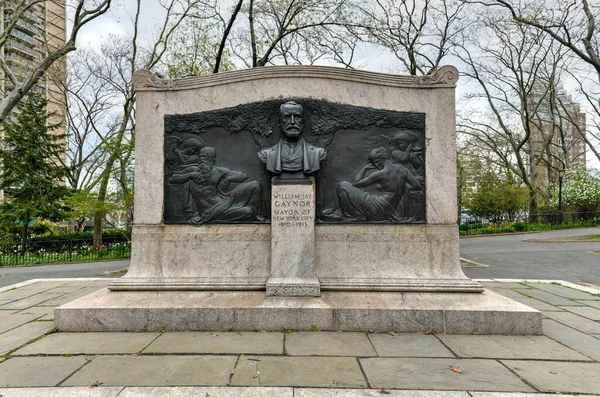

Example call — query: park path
[0,260,128,288]
[461,227,600,284]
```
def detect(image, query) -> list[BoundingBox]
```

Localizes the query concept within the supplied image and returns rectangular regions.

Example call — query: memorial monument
[55,65,542,334]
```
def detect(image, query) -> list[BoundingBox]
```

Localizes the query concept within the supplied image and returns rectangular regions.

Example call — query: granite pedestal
[266,180,320,297]
[55,288,541,334]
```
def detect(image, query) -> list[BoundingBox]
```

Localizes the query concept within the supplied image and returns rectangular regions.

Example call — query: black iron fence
[459,211,600,236]
[0,236,131,266]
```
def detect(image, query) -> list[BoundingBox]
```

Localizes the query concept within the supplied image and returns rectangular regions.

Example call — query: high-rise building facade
[0,1,66,200]
[528,85,587,189]
[0,0,66,123]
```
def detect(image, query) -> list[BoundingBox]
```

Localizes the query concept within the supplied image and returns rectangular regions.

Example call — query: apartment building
[0,1,66,200]
[527,84,587,189]
[0,0,66,125]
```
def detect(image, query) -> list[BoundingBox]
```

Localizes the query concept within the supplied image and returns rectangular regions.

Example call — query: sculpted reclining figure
[331,147,424,222]
[169,147,263,224]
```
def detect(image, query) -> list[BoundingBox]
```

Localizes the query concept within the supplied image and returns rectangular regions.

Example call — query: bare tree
[484,0,599,79]
[52,50,120,192]
[455,8,568,214]
[0,0,112,123]
[71,0,202,247]
[208,0,362,71]
[472,0,600,164]
[356,0,467,75]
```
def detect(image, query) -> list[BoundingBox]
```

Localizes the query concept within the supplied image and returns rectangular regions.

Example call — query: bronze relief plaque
[164,99,425,225]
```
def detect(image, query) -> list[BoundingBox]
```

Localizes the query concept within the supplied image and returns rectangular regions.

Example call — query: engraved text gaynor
[272,191,313,227]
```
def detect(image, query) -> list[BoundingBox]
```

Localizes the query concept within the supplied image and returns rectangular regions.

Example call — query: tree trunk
[93,212,103,252]
[92,100,134,251]
[20,211,29,257]
[528,189,539,222]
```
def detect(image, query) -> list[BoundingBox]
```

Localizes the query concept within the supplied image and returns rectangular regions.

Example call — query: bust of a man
[258,101,326,178]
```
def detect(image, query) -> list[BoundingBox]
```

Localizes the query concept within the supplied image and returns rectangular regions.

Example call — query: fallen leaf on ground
[513,366,522,370]
[424,329,435,334]
[387,331,395,335]
[211,333,219,337]
[205,393,210,397]
[550,371,557,374]
[450,366,462,374]
[89,381,103,387]
[368,329,375,334]
[377,388,390,394]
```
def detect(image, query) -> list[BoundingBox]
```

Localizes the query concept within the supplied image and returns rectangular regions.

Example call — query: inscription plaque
[272,191,313,227]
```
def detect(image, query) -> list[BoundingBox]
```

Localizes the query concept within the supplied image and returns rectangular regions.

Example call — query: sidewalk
[0,278,599,396]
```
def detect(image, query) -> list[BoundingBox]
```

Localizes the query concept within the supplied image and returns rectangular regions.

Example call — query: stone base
[55,288,542,335]
[266,277,321,297]
[108,277,483,292]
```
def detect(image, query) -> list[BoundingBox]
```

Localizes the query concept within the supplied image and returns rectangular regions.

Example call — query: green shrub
[513,221,526,231]
[26,230,131,243]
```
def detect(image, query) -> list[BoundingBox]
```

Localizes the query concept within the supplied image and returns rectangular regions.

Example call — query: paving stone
[0,311,44,334]
[502,360,600,394]
[0,387,124,396]
[145,332,282,355]
[38,287,107,307]
[526,283,600,300]
[296,391,469,397]
[0,321,55,355]
[0,293,64,310]
[63,280,113,288]
[14,332,159,355]
[513,297,563,312]
[563,306,600,321]
[437,334,590,360]
[42,285,87,294]
[285,332,376,357]
[119,387,293,397]
[471,393,598,397]
[63,355,237,386]
[579,300,600,309]
[20,281,70,289]
[0,356,87,387]
[231,355,367,387]
[5,282,69,293]
[368,333,453,357]
[542,319,600,361]
[359,358,534,391]
[487,288,529,300]
[0,289,48,301]
[15,306,54,320]
[488,289,562,311]
[543,311,600,334]
[481,282,531,289]
[514,289,582,306]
